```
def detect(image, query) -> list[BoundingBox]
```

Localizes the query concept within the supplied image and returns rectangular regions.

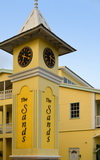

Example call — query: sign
[16,86,33,149]
[42,87,55,149]
[69,148,79,160]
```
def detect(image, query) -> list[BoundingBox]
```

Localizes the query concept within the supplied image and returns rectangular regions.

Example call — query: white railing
[0,123,12,134]
[6,123,12,133]
[0,89,12,100]
[96,116,100,127]
[0,124,3,134]
[0,91,4,100]
[5,89,12,99]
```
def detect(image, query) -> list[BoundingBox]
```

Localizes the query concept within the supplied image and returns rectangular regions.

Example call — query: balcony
[0,89,12,100]
[0,123,12,134]
[6,123,12,133]
[96,116,100,128]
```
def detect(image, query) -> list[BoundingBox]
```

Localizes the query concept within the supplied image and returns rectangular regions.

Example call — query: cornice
[9,67,63,84]
[60,83,100,93]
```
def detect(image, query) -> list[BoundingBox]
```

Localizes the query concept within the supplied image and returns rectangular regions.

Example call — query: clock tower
[0,1,76,160]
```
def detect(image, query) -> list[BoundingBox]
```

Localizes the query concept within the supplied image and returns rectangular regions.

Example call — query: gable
[58,66,93,88]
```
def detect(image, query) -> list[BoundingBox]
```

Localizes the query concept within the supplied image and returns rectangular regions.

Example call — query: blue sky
[0,0,100,88]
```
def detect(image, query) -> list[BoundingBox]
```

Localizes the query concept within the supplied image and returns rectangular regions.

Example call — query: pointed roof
[0,1,76,55]
[0,24,76,55]
[19,8,51,34]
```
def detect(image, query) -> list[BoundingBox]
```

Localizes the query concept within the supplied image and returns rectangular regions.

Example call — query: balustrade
[0,89,12,100]
[0,123,12,134]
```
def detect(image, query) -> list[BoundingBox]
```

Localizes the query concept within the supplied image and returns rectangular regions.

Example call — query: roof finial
[34,0,38,9]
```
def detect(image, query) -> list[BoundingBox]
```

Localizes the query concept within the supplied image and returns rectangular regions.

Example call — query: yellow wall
[0,112,2,124]
[59,130,93,160]
[0,73,11,81]
[12,37,59,156]
[59,86,93,131]
[13,38,58,74]
[96,94,100,100]
[0,99,12,107]
[59,85,100,160]
[12,74,59,155]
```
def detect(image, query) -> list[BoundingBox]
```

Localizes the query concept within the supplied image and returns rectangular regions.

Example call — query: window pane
[70,103,79,118]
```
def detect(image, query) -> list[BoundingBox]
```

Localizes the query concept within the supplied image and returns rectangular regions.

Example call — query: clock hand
[22,55,30,60]
[49,55,55,62]
[21,54,26,65]
[21,57,24,65]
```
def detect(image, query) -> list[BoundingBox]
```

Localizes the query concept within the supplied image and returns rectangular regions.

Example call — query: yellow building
[0,1,100,160]
[59,66,100,160]
[0,69,12,160]
[1,66,100,160]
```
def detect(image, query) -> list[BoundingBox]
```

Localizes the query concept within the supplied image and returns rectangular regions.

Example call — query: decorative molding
[9,67,63,85]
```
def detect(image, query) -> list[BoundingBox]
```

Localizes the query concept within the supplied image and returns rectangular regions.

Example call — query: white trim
[10,155,61,159]
[92,93,95,129]
[9,67,63,84]
[93,134,100,138]
[60,83,100,93]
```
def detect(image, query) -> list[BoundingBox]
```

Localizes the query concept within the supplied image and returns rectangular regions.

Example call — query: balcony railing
[96,116,100,127]
[0,89,12,100]
[0,123,12,134]
[6,123,12,133]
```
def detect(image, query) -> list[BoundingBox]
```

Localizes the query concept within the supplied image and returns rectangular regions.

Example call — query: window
[70,102,80,119]
[64,77,68,83]
[63,77,76,85]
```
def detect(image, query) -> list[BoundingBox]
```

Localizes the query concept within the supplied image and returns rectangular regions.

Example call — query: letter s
[21,104,28,114]
[46,105,51,114]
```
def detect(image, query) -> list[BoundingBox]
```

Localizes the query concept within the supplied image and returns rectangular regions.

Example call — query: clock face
[18,47,33,67]
[43,48,55,68]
